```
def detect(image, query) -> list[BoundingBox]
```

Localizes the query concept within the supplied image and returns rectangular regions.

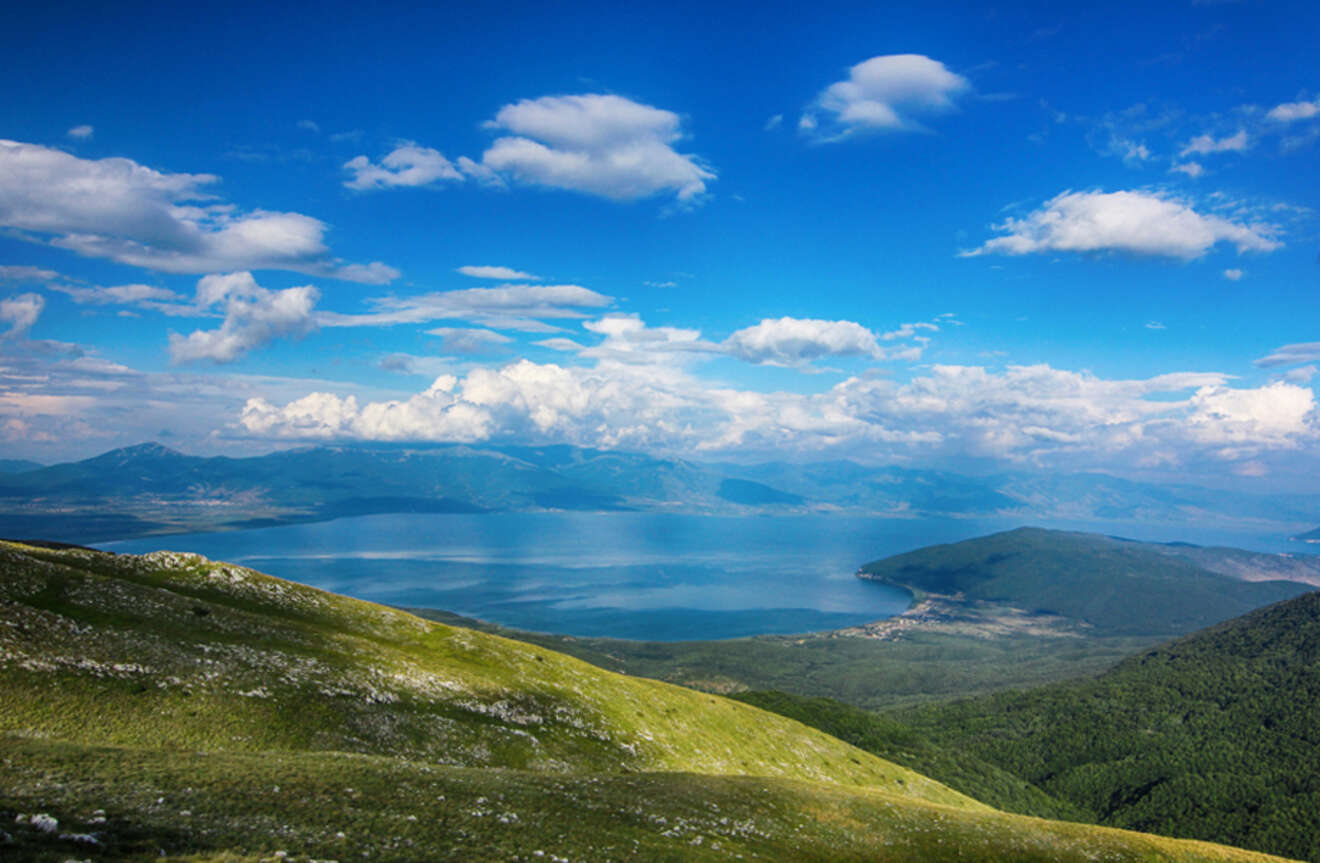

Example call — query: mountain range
[3,441,1319,542]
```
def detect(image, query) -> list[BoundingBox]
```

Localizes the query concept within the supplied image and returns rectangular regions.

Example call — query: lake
[99,512,1310,641]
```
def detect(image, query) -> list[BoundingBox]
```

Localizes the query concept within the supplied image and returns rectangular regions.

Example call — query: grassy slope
[895,591,1320,862]
[0,541,959,794]
[0,540,1299,862]
[2,740,1296,863]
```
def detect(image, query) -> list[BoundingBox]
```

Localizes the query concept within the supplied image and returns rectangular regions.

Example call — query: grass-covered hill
[0,540,1298,862]
[858,527,1313,637]
[894,590,1320,862]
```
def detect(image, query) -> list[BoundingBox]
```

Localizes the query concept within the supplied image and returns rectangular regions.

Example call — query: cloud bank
[236,356,1318,474]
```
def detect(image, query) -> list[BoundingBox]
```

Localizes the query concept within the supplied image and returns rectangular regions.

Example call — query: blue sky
[1,0,1318,487]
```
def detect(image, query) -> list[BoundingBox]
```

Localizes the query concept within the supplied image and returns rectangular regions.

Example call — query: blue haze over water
[102,513,1311,641]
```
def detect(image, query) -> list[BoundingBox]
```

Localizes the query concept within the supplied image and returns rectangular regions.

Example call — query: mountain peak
[87,441,187,464]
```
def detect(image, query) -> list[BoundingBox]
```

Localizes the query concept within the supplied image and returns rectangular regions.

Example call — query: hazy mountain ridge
[1,539,1294,861]
[0,458,43,474]
[4,441,1319,543]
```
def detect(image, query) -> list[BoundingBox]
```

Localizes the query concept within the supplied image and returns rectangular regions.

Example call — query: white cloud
[1179,129,1248,157]
[1171,162,1204,178]
[801,54,970,140]
[724,317,885,366]
[577,313,719,364]
[964,189,1282,259]
[1267,98,1320,123]
[424,327,513,354]
[1145,321,1166,330]
[169,272,320,364]
[343,144,463,190]
[1108,137,1151,163]
[66,125,94,140]
[0,265,59,284]
[1255,341,1320,369]
[1186,381,1316,450]
[53,282,183,307]
[0,293,44,337]
[318,283,613,331]
[1223,268,1243,281]
[1283,365,1317,384]
[764,114,783,131]
[457,265,541,280]
[477,94,715,202]
[0,139,395,282]
[455,156,504,187]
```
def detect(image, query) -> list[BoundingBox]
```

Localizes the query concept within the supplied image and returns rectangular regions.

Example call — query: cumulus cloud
[233,357,1318,474]
[1179,129,1248,157]
[801,54,970,140]
[724,317,885,366]
[0,293,44,337]
[0,139,396,282]
[169,272,320,364]
[239,361,703,449]
[1171,162,1204,178]
[963,189,1282,259]
[1185,381,1316,451]
[1267,98,1320,123]
[1223,268,1243,280]
[457,265,541,280]
[477,94,715,202]
[343,144,463,190]
[66,125,94,140]
[319,283,613,331]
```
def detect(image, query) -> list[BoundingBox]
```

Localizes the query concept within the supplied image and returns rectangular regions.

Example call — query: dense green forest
[895,591,1320,862]
[730,689,1087,822]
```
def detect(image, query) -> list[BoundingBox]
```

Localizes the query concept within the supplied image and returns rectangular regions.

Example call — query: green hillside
[858,527,1311,637]
[0,540,1299,861]
[896,590,1320,861]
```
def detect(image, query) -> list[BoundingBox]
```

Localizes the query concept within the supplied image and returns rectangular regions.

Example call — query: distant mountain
[717,477,805,505]
[0,458,42,474]
[1,539,1275,862]
[4,440,1320,543]
[858,527,1314,637]
[1293,526,1320,543]
[896,588,1320,862]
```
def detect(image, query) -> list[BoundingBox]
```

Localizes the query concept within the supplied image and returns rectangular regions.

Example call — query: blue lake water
[99,512,1311,641]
